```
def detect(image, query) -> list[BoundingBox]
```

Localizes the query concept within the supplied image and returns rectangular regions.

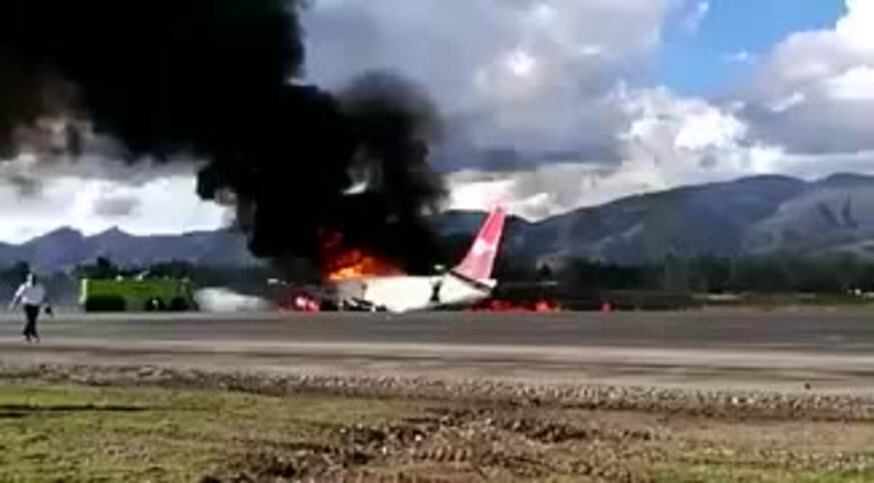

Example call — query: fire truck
[79,276,198,312]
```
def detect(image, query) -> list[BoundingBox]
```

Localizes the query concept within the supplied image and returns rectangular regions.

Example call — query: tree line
[4,251,874,299]
[545,255,874,294]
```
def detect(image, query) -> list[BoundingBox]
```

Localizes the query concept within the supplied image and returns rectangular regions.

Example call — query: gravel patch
[0,361,872,422]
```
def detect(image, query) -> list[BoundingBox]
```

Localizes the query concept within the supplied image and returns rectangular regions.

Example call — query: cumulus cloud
[449,86,785,220]
[305,0,843,222]
[0,127,227,242]
[450,77,874,222]
[0,174,227,243]
[826,66,874,101]
[303,0,674,165]
[446,0,874,219]
[742,0,874,154]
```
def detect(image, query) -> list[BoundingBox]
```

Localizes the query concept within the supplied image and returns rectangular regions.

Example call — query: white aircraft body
[335,208,507,313]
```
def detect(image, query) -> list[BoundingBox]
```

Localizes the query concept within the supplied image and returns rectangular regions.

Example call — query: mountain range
[9,173,874,272]
[0,227,259,272]
[439,173,874,266]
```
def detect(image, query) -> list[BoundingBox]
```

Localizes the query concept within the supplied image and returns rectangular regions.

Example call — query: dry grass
[0,382,872,481]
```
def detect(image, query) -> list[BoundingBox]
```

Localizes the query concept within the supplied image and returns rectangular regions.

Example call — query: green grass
[0,382,871,481]
[0,383,417,481]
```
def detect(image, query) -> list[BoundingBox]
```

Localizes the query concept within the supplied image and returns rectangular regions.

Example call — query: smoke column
[0,0,445,270]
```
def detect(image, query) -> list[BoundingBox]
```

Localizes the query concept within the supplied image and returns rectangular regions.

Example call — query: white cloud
[743,0,874,153]
[0,147,227,243]
[448,147,874,222]
[825,66,874,100]
[0,171,226,243]
[723,50,757,65]
[622,89,749,152]
[339,0,874,220]
[449,86,783,220]
[681,1,710,34]
[504,48,538,78]
[610,87,776,193]
[303,0,674,159]
[836,0,874,53]
[447,163,607,220]
[310,0,874,222]
[768,91,806,113]
[448,75,874,220]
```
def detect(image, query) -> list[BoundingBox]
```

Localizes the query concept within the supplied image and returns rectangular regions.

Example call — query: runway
[1,310,874,392]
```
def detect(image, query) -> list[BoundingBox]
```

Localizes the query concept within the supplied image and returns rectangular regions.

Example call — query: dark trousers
[23,304,39,339]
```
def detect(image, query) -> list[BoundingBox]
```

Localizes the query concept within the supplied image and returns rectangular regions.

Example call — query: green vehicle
[79,277,198,313]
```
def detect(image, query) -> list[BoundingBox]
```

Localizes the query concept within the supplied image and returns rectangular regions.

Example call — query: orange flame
[326,248,403,281]
[471,299,562,313]
[320,229,403,281]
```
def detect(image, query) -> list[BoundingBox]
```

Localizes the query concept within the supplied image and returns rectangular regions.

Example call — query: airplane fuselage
[336,271,496,313]
[320,207,507,313]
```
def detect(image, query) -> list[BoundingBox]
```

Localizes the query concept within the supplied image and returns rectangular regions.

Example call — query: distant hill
[437,173,874,266]
[0,227,260,272]
[14,173,874,273]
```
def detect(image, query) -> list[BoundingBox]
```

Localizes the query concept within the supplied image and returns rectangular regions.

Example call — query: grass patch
[0,381,872,481]
[0,383,418,481]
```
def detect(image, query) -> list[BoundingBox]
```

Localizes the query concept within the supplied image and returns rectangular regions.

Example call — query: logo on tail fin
[453,207,506,281]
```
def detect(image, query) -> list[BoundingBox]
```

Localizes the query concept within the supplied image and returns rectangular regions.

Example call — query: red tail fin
[454,207,506,281]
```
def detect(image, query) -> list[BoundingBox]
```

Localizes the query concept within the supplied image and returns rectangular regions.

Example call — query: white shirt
[14,283,47,306]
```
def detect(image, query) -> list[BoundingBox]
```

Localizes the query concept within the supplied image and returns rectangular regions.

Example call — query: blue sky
[659,0,848,94]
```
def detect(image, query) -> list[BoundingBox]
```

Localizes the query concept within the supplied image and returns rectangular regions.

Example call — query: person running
[9,273,51,343]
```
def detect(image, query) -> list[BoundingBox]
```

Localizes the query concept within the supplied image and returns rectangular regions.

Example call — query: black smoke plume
[0,0,445,270]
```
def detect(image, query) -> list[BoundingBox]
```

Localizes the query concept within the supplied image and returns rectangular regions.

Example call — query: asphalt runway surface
[1,310,874,392]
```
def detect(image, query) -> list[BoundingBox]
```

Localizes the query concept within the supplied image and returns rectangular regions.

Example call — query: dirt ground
[0,363,873,481]
[212,404,874,482]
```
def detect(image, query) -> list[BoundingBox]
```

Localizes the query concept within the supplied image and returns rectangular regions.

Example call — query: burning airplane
[290,208,507,313]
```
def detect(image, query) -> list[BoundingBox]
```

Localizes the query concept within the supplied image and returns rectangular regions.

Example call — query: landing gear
[340,299,387,312]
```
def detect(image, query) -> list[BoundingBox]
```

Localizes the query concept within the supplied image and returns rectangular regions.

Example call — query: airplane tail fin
[453,207,506,282]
